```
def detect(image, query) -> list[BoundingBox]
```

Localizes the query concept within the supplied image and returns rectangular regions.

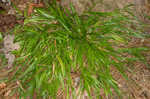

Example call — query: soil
[0,14,17,32]
[0,0,150,99]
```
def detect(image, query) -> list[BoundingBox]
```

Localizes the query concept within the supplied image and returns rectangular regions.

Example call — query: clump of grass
[11,1,148,98]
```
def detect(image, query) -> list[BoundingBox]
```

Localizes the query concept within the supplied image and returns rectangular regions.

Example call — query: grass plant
[9,1,149,98]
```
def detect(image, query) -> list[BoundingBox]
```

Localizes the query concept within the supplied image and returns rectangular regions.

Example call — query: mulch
[0,14,17,32]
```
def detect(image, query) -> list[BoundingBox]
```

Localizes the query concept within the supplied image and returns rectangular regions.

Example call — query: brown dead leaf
[0,82,6,89]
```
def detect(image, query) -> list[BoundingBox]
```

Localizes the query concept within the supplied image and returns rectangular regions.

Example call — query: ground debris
[0,14,17,32]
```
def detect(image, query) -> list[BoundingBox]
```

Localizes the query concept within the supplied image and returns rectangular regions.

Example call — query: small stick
[28,2,44,16]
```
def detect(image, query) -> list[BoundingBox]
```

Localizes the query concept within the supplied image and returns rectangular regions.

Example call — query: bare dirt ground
[0,0,150,99]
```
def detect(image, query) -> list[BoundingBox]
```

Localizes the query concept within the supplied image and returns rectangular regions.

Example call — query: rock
[2,35,20,68]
